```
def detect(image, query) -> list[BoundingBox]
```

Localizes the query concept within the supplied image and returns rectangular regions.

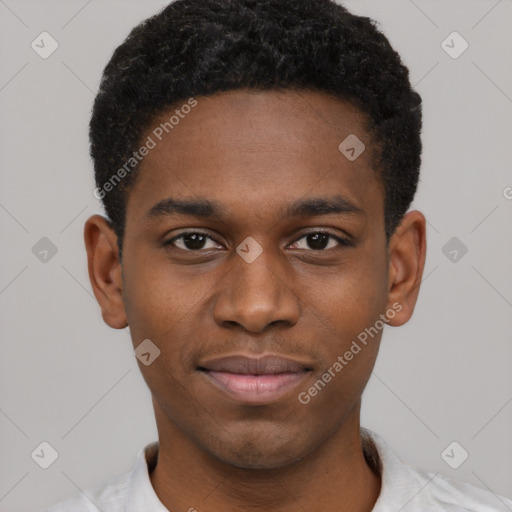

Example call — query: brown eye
[290,231,351,251]
[166,232,220,251]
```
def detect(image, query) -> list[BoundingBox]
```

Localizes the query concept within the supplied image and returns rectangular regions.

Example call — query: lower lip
[200,370,309,404]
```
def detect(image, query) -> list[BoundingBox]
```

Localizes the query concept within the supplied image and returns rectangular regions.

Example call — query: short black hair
[90,0,422,260]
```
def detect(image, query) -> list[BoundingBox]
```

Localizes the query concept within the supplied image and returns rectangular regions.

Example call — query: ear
[385,210,427,327]
[83,215,128,329]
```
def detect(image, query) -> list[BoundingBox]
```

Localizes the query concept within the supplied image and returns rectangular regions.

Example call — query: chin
[206,430,310,470]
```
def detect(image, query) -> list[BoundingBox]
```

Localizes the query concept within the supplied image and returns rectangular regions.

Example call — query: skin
[84,89,426,512]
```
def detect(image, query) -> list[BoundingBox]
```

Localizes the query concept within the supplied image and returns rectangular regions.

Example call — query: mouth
[197,354,313,404]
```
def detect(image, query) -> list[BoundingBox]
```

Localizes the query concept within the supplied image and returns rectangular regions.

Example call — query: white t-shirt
[42,428,512,511]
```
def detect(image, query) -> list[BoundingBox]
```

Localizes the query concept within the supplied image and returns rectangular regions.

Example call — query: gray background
[1,0,511,510]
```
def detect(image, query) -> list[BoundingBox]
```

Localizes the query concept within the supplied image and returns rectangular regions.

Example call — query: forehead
[126,89,383,225]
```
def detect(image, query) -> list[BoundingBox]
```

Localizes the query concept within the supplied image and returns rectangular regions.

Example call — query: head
[85,0,426,470]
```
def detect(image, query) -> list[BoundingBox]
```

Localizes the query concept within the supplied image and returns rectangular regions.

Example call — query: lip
[197,354,313,404]
[198,354,313,374]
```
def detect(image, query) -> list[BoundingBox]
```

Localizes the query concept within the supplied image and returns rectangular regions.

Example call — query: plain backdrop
[1,0,511,510]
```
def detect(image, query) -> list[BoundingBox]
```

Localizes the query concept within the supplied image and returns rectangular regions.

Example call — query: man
[44,0,512,510]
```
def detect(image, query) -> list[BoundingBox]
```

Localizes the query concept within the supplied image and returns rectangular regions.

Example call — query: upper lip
[197,354,313,375]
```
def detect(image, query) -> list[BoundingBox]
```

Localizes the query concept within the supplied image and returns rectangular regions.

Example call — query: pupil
[308,233,329,250]
[184,233,206,250]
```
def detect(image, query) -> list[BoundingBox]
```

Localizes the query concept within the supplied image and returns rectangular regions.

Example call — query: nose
[212,247,300,333]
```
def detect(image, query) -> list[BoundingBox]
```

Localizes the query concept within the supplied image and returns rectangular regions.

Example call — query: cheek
[121,249,211,382]
[297,252,388,398]
[121,245,197,339]
[307,251,388,336]
[121,262,194,409]
[297,272,385,412]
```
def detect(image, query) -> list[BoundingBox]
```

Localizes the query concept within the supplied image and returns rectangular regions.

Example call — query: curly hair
[90,0,422,259]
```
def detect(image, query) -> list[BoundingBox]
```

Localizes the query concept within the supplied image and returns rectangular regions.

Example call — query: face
[85,89,426,470]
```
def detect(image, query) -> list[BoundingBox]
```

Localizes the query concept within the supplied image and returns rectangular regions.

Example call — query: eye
[166,231,221,252]
[289,231,351,251]
[165,230,352,253]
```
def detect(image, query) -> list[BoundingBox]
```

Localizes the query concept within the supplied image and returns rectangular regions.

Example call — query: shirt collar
[125,441,169,512]
[361,427,439,511]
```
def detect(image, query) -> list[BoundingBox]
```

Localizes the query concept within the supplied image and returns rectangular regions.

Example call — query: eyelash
[165,230,352,253]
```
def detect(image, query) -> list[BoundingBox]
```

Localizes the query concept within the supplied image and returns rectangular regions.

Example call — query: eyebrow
[145,195,364,222]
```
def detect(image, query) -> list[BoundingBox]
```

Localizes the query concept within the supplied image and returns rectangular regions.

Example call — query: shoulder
[398,459,512,511]
[362,428,512,512]
[41,470,130,512]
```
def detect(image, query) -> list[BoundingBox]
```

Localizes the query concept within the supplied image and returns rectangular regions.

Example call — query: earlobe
[385,210,427,327]
[83,215,128,329]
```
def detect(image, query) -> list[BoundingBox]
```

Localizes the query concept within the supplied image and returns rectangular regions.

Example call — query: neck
[149,402,381,512]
